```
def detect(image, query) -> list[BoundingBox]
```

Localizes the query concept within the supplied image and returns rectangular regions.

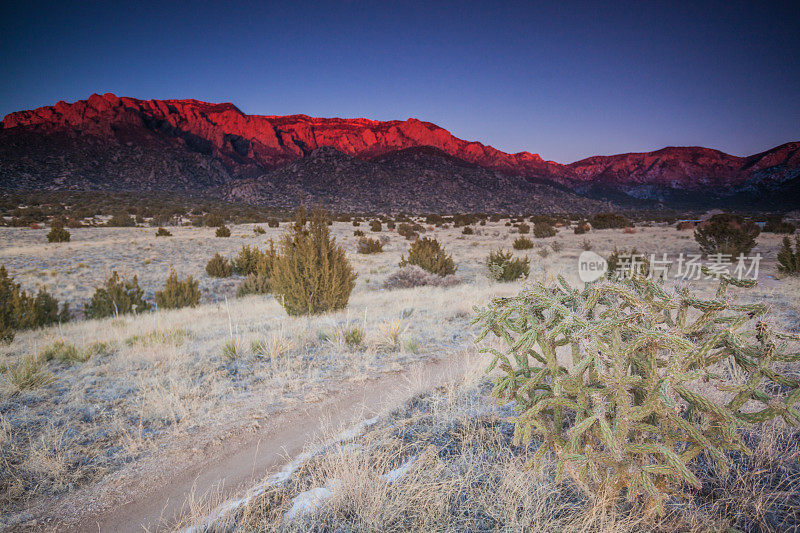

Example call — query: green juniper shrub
[763,217,796,234]
[397,222,422,240]
[215,225,231,238]
[155,269,200,309]
[386,220,396,230]
[0,265,70,342]
[357,237,383,254]
[271,208,357,316]
[512,236,534,250]
[590,212,631,229]
[694,213,760,257]
[462,226,474,235]
[425,214,445,225]
[206,253,234,277]
[399,237,456,277]
[106,213,136,227]
[267,217,280,228]
[85,271,151,319]
[237,273,272,296]
[234,242,276,296]
[474,268,800,513]
[352,220,360,227]
[354,229,365,237]
[486,249,529,281]
[517,222,530,234]
[47,226,70,243]
[369,220,382,232]
[778,235,800,275]
[253,225,266,235]
[155,227,172,237]
[204,214,224,227]
[533,222,557,238]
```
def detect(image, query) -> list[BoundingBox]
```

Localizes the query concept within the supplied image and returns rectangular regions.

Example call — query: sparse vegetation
[154,269,200,309]
[271,209,357,316]
[253,225,266,235]
[778,235,800,275]
[267,217,280,228]
[486,249,529,281]
[85,271,151,319]
[533,222,557,238]
[694,213,760,257]
[512,236,534,250]
[215,225,231,238]
[155,227,172,237]
[357,237,383,254]
[475,269,800,512]
[206,253,234,277]
[46,226,70,243]
[399,237,456,277]
[517,222,530,234]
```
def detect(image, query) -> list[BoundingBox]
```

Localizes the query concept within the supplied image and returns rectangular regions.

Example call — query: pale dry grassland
[1,220,798,530]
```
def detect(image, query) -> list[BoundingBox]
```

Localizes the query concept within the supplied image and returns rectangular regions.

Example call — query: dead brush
[377,319,406,349]
[251,332,294,361]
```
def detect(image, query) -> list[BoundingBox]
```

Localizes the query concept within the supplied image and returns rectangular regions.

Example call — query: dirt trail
[64,352,468,533]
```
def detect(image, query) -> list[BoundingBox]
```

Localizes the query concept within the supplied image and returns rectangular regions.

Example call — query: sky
[1,0,798,163]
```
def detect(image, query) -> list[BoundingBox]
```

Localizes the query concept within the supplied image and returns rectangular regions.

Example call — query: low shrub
[204,214,224,227]
[606,247,650,279]
[0,265,70,342]
[155,227,172,237]
[155,269,200,309]
[399,237,456,277]
[517,223,530,234]
[237,273,272,296]
[694,213,759,257]
[533,222,557,238]
[369,220,382,232]
[47,226,70,243]
[550,240,563,252]
[354,229,365,237]
[590,212,630,229]
[574,221,590,234]
[271,208,357,315]
[357,237,383,254]
[85,271,151,319]
[778,235,800,275]
[40,340,85,363]
[383,265,461,289]
[397,222,423,240]
[234,244,276,276]
[106,213,136,227]
[512,236,534,250]
[267,218,280,228]
[206,253,233,277]
[474,268,800,512]
[462,226,474,235]
[253,225,266,235]
[216,225,231,237]
[486,249,529,281]
[763,217,796,234]
[676,221,695,231]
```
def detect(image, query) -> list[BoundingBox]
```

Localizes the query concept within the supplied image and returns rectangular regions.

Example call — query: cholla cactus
[474,269,800,511]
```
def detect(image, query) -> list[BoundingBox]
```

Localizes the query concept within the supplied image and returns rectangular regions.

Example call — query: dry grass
[0,220,797,529]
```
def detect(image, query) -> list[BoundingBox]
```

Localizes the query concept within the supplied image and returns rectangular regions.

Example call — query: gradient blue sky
[2,1,798,163]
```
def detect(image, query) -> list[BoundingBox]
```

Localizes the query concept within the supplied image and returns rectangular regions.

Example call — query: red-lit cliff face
[1,93,564,179]
[1,93,798,205]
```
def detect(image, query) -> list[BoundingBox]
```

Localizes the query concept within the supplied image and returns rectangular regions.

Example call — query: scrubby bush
[474,269,800,512]
[47,226,70,242]
[606,247,650,279]
[591,212,630,229]
[234,244,275,275]
[778,235,800,275]
[486,249,529,282]
[253,225,266,235]
[533,222,557,238]
[206,253,233,277]
[763,217,796,234]
[676,221,695,231]
[425,214,444,225]
[694,213,759,257]
[267,217,280,228]
[574,221,590,234]
[383,265,461,289]
[106,213,136,227]
[204,214,224,227]
[357,237,383,254]
[550,240,563,252]
[155,269,200,309]
[216,225,231,238]
[271,208,357,315]
[0,265,69,342]
[512,236,534,250]
[155,227,172,237]
[85,271,151,319]
[517,223,530,234]
[462,226,474,235]
[369,220,382,232]
[399,237,456,277]
[353,229,365,237]
[237,273,272,296]
[397,222,422,240]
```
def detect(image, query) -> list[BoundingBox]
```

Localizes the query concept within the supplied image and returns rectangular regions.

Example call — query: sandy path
[62,351,468,533]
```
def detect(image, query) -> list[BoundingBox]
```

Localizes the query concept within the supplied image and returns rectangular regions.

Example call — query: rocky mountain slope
[1,93,798,210]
